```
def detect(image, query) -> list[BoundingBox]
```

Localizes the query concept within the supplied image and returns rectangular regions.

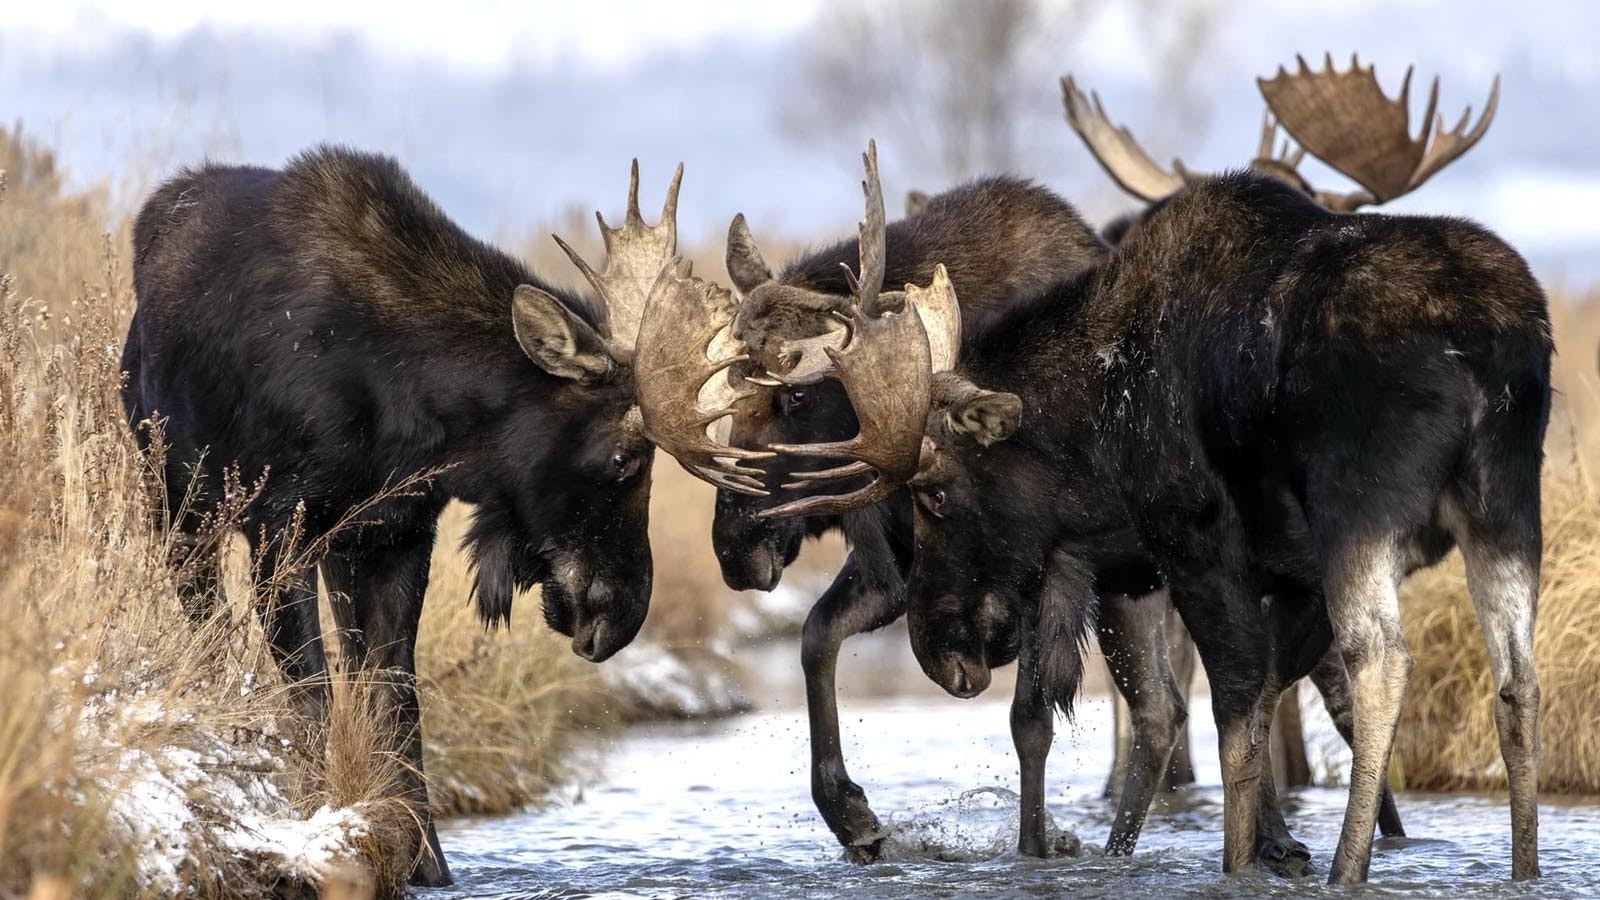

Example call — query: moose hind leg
[1309,646,1406,838]
[1456,526,1541,879]
[1098,593,1184,856]
[1321,540,1409,885]
[1252,679,1312,876]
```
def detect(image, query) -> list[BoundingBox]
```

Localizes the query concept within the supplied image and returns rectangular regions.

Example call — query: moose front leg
[1009,638,1064,857]
[1134,483,1271,875]
[323,527,452,888]
[246,531,330,723]
[802,557,901,862]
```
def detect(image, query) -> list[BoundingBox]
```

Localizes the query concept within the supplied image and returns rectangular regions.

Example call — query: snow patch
[600,644,751,720]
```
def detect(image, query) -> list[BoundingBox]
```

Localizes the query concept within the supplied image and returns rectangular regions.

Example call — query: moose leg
[247,532,329,722]
[1251,679,1313,876]
[1164,608,1198,788]
[1010,636,1059,857]
[801,556,900,862]
[1098,593,1185,856]
[1105,594,1194,800]
[1106,686,1132,800]
[1321,539,1409,884]
[322,528,451,887]
[1309,648,1405,838]
[1455,522,1542,879]
[1136,487,1267,875]
[155,458,226,623]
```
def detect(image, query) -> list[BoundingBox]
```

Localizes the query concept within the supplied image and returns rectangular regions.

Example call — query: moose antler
[1061,75,1187,203]
[553,160,683,349]
[758,141,962,519]
[634,259,775,496]
[1258,53,1499,211]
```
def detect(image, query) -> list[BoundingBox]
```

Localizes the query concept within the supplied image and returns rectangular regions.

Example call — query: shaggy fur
[123,146,656,886]
[712,176,1109,858]
[907,172,1551,882]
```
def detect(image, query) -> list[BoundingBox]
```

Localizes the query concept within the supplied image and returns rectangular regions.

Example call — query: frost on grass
[85,699,370,894]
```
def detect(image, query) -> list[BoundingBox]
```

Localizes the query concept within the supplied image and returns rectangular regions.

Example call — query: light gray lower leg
[1309,648,1406,837]
[1324,542,1410,885]
[1099,594,1185,855]
[1460,539,1541,880]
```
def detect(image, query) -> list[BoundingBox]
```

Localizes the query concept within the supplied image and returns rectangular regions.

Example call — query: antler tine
[855,140,888,316]
[661,162,683,240]
[1406,74,1499,194]
[624,158,642,223]
[1257,110,1277,160]
[552,232,603,296]
[759,261,962,520]
[1060,74,1188,203]
[552,159,684,350]
[1259,53,1498,209]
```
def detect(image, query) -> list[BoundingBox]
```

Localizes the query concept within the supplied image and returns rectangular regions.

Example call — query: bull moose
[121,146,742,885]
[712,168,1129,858]
[754,72,1544,883]
[1060,53,1500,836]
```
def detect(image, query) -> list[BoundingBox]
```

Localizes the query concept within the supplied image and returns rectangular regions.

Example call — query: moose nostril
[573,621,608,662]
[951,666,970,696]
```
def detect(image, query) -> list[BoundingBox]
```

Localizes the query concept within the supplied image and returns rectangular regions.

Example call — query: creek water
[427,634,1600,899]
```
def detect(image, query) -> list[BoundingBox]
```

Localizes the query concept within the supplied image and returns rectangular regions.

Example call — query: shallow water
[429,642,1599,899]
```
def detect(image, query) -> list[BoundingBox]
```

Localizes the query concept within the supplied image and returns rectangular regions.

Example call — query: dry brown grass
[1395,290,1600,794]
[0,126,609,897]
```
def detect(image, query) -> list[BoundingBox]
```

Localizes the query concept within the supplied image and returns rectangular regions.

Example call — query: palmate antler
[1258,53,1499,212]
[553,160,682,350]
[1062,56,1498,213]
[1060,75,1186,203]
[633,259,776,496]
[553,161,775,495]
[758,141,963,519]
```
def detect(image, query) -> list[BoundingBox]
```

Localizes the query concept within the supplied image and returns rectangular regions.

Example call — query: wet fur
[911,171,1550,879]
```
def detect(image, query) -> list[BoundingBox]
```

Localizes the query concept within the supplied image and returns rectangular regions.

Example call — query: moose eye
[611,451,636,479]
[784,388,808,410]
[920,487,949,517]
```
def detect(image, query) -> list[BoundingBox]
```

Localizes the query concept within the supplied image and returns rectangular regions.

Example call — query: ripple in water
[429,696,1600,899]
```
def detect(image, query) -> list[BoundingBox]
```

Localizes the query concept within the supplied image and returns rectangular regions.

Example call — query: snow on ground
[599,642,751,720]
[80,696,370,893]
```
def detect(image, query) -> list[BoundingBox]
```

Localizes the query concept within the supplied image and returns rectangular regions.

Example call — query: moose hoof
[409,823,455,887]
[818,778,890,863]
[1255,834,1313,878]
[843,837,888,864]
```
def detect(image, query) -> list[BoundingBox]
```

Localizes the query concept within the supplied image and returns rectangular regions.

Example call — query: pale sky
[0,1,826,71]
[4,0,1598,276]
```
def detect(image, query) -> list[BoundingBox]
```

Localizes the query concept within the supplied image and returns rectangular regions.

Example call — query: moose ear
[948,390,1022,446]
[511,285,615,383]
[726,213,774,295]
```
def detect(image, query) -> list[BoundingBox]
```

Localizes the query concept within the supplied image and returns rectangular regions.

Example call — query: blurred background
[4,0,1598,280]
